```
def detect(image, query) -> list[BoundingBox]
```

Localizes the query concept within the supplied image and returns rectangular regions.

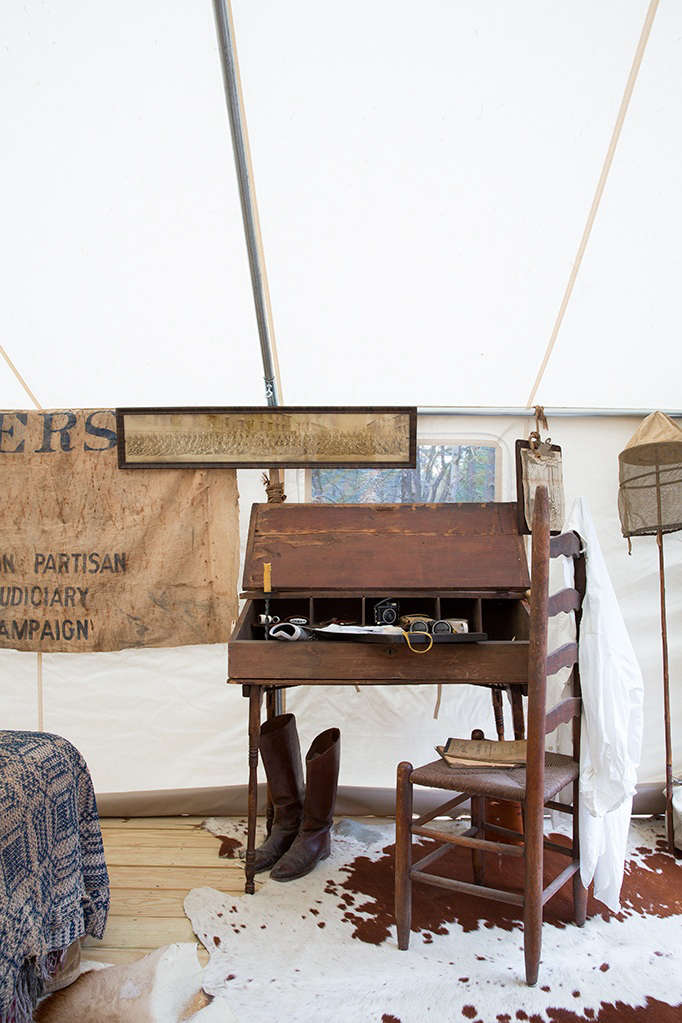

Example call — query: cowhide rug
[187,816,682,1023]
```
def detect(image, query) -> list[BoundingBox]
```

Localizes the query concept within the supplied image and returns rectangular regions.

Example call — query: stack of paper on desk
[314,623,403,636]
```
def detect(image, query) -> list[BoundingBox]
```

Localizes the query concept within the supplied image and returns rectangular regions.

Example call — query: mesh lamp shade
[618,411,682,538]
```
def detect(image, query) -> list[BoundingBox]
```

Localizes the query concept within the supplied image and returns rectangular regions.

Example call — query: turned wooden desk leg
[245,685,263,895]
[264,688,277,837]
[470,729,487,884]
[491,688,505,741]
[508,686,526,740]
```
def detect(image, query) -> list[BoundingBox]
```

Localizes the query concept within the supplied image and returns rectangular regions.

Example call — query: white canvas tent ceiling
[1,0,681,410]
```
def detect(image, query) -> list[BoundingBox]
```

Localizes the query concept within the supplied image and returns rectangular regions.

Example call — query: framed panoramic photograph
[116,406,417,469]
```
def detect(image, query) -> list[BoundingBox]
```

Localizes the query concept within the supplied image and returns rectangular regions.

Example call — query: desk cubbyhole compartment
[438,597,479,631]
[311,597,364,627]
[390,596,439,623]
[481,598,529,640]
[250,597,311,636]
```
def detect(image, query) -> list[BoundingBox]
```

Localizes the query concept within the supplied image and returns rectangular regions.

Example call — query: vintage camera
[400,614,434,633]
[432,618,469,635]
[431,619,452,635]
[373,598,400,625]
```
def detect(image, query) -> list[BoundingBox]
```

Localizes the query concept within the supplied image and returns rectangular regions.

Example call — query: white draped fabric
[562,498,644,910]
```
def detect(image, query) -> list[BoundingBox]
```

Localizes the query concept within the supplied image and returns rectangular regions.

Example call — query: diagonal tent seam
[0,344,43,411]
[525,0,661,409]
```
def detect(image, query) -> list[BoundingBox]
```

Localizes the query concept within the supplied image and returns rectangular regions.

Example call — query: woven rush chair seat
[410,752,579,802]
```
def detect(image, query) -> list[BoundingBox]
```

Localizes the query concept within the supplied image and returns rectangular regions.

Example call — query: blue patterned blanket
[0,731,109,1023]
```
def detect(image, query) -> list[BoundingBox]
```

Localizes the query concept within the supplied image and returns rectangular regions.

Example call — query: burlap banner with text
[0,409,239,652]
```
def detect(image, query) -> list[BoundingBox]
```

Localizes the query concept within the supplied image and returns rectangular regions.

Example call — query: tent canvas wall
[2,413,680,811]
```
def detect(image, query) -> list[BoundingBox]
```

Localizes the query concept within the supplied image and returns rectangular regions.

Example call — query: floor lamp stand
[657,529,677,855]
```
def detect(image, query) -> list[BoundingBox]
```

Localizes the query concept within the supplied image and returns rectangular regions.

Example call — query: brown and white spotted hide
[191,817,682,1023]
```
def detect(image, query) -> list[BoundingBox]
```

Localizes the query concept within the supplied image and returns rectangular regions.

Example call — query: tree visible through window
[311,444,496,503]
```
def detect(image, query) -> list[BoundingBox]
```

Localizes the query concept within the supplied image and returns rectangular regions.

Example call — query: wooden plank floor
[84,817,256,966]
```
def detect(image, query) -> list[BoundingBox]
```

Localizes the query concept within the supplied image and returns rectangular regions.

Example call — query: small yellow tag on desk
[263,562,272,593]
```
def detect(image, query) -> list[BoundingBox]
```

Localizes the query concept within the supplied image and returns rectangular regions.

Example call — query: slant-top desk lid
[242,502,530,594]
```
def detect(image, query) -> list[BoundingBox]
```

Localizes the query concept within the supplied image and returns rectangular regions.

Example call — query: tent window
[310,443,497,503]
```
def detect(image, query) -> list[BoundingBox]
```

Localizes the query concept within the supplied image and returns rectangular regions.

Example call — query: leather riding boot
[253,713,304,873]
[270,727,340,882]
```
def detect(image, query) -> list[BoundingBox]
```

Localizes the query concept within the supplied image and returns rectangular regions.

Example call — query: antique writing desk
[228,502,531,893]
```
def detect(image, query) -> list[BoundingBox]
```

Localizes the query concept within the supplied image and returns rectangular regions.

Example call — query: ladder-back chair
[394,485,587,985]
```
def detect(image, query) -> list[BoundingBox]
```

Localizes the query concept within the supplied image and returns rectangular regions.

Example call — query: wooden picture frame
[116,406,417,470]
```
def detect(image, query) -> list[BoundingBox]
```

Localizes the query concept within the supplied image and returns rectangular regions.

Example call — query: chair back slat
[548,587,581,617]
[544,521,586,761]
[550,531,582,560]
[546,642,578,677]
[527,493,588,809]
[544,695,581,734]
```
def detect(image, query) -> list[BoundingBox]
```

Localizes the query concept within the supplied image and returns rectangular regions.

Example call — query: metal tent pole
[212,0,282,411]
[212,0,285,734]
